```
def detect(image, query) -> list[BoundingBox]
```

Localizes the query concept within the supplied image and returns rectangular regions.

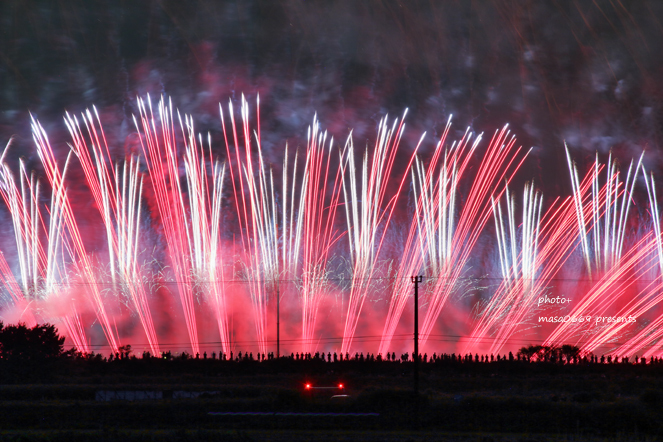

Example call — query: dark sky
[1,0,662,198]
[2,0,663,353]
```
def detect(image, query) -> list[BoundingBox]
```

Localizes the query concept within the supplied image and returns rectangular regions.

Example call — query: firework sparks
[0,97,662,358]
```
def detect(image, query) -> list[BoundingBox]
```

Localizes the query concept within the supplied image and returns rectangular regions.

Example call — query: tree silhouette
[517,344,547,362]
[0,322,66,361]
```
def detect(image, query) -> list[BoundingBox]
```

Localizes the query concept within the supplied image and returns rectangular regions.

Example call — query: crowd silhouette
[4,323,663,378]
[97,344,663,367]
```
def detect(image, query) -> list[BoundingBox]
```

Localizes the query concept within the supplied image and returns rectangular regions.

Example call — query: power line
[15,274,663,286]
[73,332,661,352]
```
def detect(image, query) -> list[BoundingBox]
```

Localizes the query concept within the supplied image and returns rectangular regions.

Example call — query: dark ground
[1,358,663,440]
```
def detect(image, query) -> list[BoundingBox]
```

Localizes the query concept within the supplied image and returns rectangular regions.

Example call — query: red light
[305,383,311,389]
[338,383,344,389]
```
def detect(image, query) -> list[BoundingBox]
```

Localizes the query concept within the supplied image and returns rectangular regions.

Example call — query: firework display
[0,94,662,358]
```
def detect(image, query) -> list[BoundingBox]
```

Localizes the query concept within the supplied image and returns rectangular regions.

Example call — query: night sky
[2,1,663,186]
[1,1,663,353]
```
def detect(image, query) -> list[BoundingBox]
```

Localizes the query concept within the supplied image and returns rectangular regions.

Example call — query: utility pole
[276,281,280,358]
[411,275,422,428]
[411,276,422,394]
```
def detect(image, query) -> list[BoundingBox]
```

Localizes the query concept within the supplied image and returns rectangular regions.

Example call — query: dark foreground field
[1,358,663,441]
[0,430,658,442]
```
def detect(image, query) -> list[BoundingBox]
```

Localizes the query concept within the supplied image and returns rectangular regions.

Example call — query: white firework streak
[468,183,544,354]
[0,139,89,351]
[543,149,645,350]
[32,117,120,353]
[566,147,642,278]
[0,141,39,321]
[340,111,420,354]
[221,94,280,355]
[133,96,200,355]
[297,117,346,353]
[180,114,230,354]
[65,109,161,355]
[418,126,529,349]
[379,116,469,355]
[609,166,663,358]
[464,161,598,354]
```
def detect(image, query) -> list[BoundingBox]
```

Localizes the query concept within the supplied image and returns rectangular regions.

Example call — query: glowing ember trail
[418,125,529,350]
[296,119,345,353]
[0,138,89,351]
[380,117,475,354]
[181,115,230,355]
[134,97,200,355]
[464,162,602,354]
[2,96,663,357]
[543,150,645,350]
[32,118,120,354]
[340,111,419,354]
[607,167,663,358]
[66,109,160,356]
[220,95,278,355]
[465,184,544,354]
